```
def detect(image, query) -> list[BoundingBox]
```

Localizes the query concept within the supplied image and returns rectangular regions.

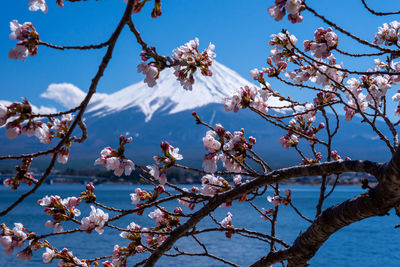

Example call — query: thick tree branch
[143,159,381,266]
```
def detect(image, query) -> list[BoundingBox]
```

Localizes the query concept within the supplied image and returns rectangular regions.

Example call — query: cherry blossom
[285,0,302,15]
[202,153,219,173]
[224,85,270,113]
[80,206,109,234]
[267,0,304,23]
[148,208,167,227]
[5,123,21,139]
[220,212,233,228]
[261,208,273,221]
[112,244,123,266]
[28,0,48,14]
[3,158,37,190]
[233,175,242,185]
[147,164,167,184]
[220,153,242,173]
[56,148,69,164]
[172,38,216,90]
[8,20,39,60]
[94,146,135,177]
[267,195,281,206]
[200,174,230,196]
[168,145,183,160]
[202,130,221,152]
[120,222,141,239]
[0,223,28,255]
[304,27,338,59]
[130,188,142,204]
[137,61,159,87]
[42,247,55,264]
[374,21,400,46]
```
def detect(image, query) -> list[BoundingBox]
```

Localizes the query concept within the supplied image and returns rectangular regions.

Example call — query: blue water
[0,184,399,266]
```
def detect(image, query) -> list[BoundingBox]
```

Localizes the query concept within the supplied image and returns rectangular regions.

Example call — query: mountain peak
[87,61,253,122]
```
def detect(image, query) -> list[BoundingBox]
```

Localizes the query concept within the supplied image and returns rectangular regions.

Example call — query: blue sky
[2,0,400,111]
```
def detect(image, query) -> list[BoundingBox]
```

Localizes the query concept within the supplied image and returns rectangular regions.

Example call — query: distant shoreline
[0,174,375,186]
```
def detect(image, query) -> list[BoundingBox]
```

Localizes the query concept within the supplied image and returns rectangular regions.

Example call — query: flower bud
[160,141,170,153]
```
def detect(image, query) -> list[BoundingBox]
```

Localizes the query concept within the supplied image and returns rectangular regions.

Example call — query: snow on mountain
[40,61,288,122]
[86,61,253,121]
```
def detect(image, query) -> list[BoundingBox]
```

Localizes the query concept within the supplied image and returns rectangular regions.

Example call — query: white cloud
[41,83,86,109]
[40,83,108,110]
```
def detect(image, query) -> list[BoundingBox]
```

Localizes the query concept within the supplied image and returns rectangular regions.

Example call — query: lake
[1,184,399,266]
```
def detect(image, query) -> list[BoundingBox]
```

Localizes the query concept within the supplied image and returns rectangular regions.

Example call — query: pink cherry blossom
[202,153,219,173]
[202,130,221,152]
[6,123,21,139]
[220,153,242,173]
[56,149,69,164]
[149,208,167,227]
[267,195,281,206]
[42,247,55,264]
[220,212,233,228]
[137,61,158,87]
[28,0,48,13]
[147,164,167,184]
[285,0,302,15]
[80,206,109,234]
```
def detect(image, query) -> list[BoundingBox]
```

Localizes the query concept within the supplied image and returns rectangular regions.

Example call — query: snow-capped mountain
[86,61,253,121]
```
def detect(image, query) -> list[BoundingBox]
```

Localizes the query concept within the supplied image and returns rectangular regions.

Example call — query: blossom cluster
[304,27,338,59]
[224,85,271,114]
[0,100,51,143]
[301,152,322,165]
[279,107,325,150]
[374,21,400,46]
[80,206,109,235]
[94,135,135,177]
[0,100,76,165]
[147,141,183,185]
[9,20,40,61]
[55,248,88,267]
[38,195,81,233]
[267,189,292,207]
[200,122,256,174]
[343,71,397,121]
[265,32,299,76]
[331,150,350,161]
[0,223,29,255]
[130,186,165,215]
[112,222,146,266]
[201,174,231,197]
[80,182,96,203]
[268,0,304,24]
[143,207,181,248]
[172,37,216,90]
[177,187,198,210]
[3,158,38,190]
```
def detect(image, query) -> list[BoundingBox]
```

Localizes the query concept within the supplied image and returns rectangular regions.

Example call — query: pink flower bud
[86,182,95,192]
[160,141,170,153]
[174,207,183,214]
